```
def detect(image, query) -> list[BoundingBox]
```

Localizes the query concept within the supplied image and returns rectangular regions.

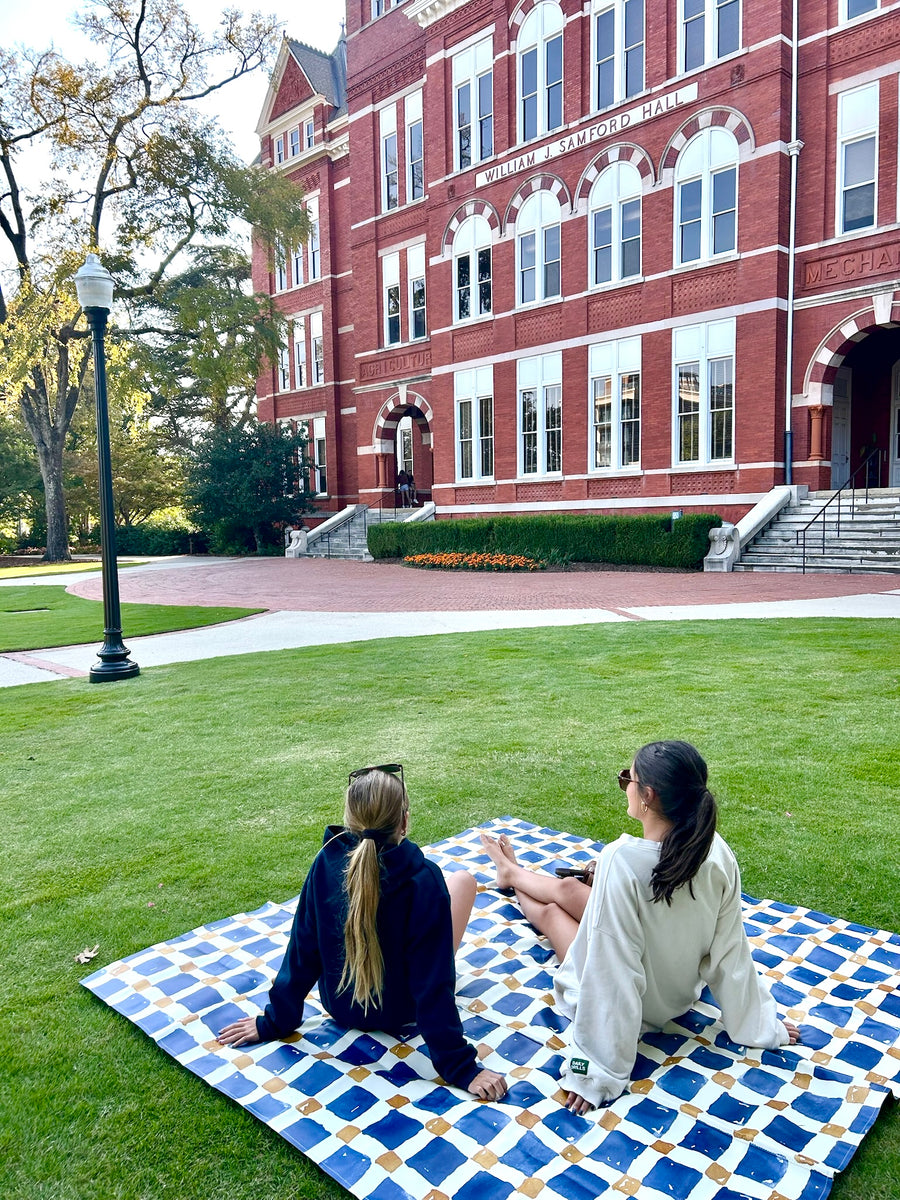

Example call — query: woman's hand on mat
[564,1091,594,1115]
[468,1069,507,1101]
[784,1020,801,1045]
[217,1017,261,1046]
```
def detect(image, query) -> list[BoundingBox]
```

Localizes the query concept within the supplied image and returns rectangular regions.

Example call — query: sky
[0,0,346,162]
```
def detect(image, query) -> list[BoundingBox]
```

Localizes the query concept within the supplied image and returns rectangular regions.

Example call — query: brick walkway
[69,557,900,613]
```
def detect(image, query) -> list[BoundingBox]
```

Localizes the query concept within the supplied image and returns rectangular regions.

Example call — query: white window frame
[842,0,877,20]
[588,337,641,471]
[518,352,562,476]
[406,91,424,202]
[518,2,565,144]
[289,127,300,157]
[305,119,315,148]
[383,252,401,346]
[380,105,399,212]
[455,367,495,481]
[307,197,321,279]
[453,215,493,323]
[452,36,494,171]
[274,243,287,292]
[293,318,307,388]
[593,0,644,112]
[589,161,642,287]
[679,0,740,74]
[277,344,290,392]
[310,311,324,385]
[291,243,304,288]
[309,416,327,494]
[672,319,735,466]
[408,243,427,341]
[674,128,738,266]
[837,83,878,236]
[274,134,285,164]
[516,192,562,306]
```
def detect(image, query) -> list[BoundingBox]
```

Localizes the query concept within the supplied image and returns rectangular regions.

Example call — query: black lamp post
[74,253,140,683]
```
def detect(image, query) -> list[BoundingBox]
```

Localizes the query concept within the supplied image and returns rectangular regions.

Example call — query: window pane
[478,248,492,313]
[459,399,472,440]
[593,376,612,468]
[625,45,644,98]
[478,72,493,158]
[545,384,562,472]
[680,178,702,222]
[621,233,641,278]
[480,396,494,476]
[523,94,537,141]
[847,0,877,14]
[546,35,563,130]
[709,357,733,459]
[457,83,471,168]
[621,198,641,241]
[456,255,471,319]
[520,233,536,302]
[410,121,424,199]
[678,363,700,461]
[593,207,612,284]
[717,0,739,56]
[621,372,641,465]
[457,255,471,289]
[521,389,538,473]
[712,167,736,212]
[684,13,704,70]
[522,46,537,94]
[596,10,615,108]
[522,48,537,139]
[547,82,562,131]
[844,137,875,186]
[844,183,875,231]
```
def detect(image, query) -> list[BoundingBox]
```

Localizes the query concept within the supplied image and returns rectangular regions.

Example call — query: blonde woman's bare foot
[479,833,517,891]
[495,834,519,865]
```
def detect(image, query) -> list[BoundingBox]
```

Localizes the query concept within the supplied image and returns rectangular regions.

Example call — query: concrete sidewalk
[3,556,899,687]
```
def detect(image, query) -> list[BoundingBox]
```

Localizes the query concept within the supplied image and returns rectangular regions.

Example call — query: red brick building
[254,0,900,526]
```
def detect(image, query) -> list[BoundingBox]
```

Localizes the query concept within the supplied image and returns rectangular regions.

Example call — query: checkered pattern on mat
[82,819,900,1200]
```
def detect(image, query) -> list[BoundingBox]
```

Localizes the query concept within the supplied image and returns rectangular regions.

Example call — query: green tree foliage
[0,0,309,560]
[186,420,313,554]
[0,414,42,528]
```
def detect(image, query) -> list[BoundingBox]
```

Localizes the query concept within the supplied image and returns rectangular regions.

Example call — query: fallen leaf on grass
[74,944,100,964]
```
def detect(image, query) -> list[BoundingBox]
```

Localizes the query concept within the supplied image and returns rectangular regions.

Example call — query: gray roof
[287,36,347,118]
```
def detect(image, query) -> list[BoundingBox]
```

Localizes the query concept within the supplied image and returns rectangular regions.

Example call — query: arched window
[674,127,738,265]
[589,161,642,286]
[593,0,644,111]
[453,215,493,322]
[516,192,562,305]
[518,3,564,143]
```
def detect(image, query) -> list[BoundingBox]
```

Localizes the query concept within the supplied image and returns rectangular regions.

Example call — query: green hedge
[368,513,721,570]
[107,524,209,556]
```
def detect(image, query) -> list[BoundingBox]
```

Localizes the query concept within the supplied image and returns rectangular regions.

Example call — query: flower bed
[404,551,545,571]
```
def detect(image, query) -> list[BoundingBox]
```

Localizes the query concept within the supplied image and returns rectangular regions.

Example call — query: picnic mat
[82,818,900,1200]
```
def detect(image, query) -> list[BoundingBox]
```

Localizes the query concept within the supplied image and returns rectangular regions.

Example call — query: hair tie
[359,828,391,846]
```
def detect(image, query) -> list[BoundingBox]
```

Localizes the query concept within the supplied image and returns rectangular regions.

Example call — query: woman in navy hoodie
[218,764,507,1101]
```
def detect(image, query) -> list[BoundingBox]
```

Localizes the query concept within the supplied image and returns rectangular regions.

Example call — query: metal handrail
[316,494,397,558]
[797,447,883,573]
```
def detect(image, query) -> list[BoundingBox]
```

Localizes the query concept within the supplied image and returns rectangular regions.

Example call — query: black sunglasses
[618,769,636,790]
[348,763,405,790]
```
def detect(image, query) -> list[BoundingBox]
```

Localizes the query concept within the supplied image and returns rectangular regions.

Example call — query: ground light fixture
[74,253,140,682]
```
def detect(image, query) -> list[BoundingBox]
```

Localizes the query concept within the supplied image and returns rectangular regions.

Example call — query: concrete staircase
[305,505,431,561]
[735,488,900,573]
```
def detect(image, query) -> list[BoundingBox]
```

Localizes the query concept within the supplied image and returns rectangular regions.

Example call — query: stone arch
[575,143,655,204]
[372,388,434,453]
[660,107,755,173]
[441,200,502,255]
[504,173,573,230]
[802,291,900,404]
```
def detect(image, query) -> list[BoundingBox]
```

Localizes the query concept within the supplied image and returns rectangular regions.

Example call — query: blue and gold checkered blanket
[82,819,900,1200]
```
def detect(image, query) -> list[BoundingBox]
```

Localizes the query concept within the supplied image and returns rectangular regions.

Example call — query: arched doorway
[372,389,434,504]
[803,307,900,490]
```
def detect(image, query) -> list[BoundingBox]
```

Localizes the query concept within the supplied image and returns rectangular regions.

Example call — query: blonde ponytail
[338,768,408,1012]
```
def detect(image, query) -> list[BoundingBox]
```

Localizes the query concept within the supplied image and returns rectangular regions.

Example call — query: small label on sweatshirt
[571,1057,589,1076]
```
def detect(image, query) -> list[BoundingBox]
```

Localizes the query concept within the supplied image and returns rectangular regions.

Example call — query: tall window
[310,312,324,385]
[837,84,877,235]
[408,244,426,340]
[455,367,494,480]
[675,128,738,265]
[274,243,287,292]
[518,2,564,143]
[292,243,304,288]
[673,319,734,465]
[406,91,424,201]
[309,416,327,494]
[305,119,315,148]
[380,105,399,211]
[517,192,561,305]
[594,0,644,110]
[518,353,562,475]
[307,198,321,279]
[274,135,285,164]
[590,162,642,286]
[589,337,641,469]
[293,318,306,387]
[681,0,739,72]
[289,127,300,157]
[453,36,493,170]
[453,215,492,322]
[383,252,401,346]
[277,344,290,391]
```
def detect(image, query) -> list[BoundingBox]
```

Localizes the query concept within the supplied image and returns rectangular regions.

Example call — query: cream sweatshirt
[553,831,787,1108]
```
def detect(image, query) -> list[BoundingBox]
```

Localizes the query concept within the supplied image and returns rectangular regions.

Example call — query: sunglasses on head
[348,763,405,790]
[618,769,637,790]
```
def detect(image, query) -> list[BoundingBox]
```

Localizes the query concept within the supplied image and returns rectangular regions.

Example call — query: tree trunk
[35,440,71,562]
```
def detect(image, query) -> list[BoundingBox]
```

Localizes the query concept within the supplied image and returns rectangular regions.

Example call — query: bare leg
[479,834,591,922]
[443,868,477,951]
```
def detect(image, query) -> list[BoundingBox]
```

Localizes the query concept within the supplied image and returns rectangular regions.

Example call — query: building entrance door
[830,370,851,489]
[891,391,900,487]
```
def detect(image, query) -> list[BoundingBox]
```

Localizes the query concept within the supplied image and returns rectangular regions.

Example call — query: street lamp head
[75,252,115,313]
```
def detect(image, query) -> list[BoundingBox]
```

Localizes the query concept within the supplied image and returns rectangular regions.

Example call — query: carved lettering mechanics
[804,245,900,287]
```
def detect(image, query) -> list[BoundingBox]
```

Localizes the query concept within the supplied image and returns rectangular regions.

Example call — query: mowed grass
[0,619,898,1200]
[0,562,144,580]
[0,585,262,651]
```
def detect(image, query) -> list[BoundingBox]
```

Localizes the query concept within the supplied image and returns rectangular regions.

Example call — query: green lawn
[0,619,898,1199]
[0,585,262,652]
[0,562,142,580]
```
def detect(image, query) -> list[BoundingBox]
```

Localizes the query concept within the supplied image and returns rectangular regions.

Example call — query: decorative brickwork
[516,308,562,347]
[672,265,737,314]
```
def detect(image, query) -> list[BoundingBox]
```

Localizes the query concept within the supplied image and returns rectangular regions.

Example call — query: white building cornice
[406,0,471,30]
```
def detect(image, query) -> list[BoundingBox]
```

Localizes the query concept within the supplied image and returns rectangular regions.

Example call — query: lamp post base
[89,643,140,683]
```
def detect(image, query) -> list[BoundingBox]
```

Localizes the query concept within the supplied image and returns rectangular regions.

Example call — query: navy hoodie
[255,826,480,1090]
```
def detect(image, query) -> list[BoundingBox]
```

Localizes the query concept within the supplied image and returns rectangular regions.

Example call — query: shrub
[106,523,210,556]
[369,512,720,570]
